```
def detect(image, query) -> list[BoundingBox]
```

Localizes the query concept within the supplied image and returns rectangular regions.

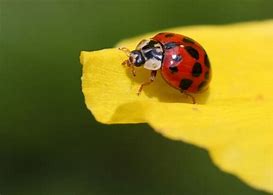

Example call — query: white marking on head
[135,39,163,70]
[136,40,150,50]
[143,58,162,70]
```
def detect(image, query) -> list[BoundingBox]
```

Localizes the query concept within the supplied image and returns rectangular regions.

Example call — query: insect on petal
[81,20,273,193]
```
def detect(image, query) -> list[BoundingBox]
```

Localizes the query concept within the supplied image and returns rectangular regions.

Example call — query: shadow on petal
[110,101,148,124]
[125,67,210,104]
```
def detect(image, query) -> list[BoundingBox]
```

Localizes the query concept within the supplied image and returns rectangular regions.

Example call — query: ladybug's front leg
[121,59,136,77]
[137,70,157,96]
[119,47,136,77]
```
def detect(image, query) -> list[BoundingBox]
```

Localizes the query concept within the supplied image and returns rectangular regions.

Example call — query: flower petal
[80,20,273,192]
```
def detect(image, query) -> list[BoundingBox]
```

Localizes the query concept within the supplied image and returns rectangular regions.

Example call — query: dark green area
[0,0,272,194]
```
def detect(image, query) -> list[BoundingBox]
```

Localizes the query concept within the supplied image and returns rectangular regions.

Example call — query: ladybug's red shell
[152,33,211,93]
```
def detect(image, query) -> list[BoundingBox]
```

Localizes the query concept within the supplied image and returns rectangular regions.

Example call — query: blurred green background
[0,0,272,194]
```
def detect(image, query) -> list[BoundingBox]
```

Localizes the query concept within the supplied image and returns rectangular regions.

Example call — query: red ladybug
[120,32,211,104]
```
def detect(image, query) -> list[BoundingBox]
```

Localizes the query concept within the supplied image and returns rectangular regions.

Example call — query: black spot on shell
[192,62,202,77]
[185,46,199,59]
[165,33,174,37]
[169,66,179,73]
[204,54,210,68]
[164,42,178,50]
[179,79,193,90]
[205,71,209,80]
[183,37,195,44]
[198,81,207,91]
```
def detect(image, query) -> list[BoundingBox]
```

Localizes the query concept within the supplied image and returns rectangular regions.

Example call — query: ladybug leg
[119,47,131,67]
[119,47,136,77]
[137,70,157,96]
[131,66,136,77]
[119,47,131,65]
[181,91,196,104]
[121,59,136,77]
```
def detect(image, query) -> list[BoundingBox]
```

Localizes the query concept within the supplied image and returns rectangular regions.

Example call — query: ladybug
[119,32,211,104]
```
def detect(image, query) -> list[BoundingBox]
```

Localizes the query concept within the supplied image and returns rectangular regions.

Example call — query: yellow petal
[80,20,273,192]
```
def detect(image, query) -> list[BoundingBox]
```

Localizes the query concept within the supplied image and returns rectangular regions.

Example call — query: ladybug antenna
[119,47,131,57]
[118,47,137,77]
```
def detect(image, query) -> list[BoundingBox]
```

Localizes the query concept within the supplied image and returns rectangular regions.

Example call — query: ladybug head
[132,39,164,70]
[129,50,146,67]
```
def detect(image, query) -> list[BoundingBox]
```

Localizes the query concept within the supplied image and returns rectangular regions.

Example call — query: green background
[1,0,272,194]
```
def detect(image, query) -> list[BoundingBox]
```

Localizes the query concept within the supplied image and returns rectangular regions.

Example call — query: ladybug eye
[130,50,145,66]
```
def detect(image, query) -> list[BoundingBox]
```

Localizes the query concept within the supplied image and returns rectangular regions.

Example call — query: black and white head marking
[135,39,164,70]
[129,50,145,66]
